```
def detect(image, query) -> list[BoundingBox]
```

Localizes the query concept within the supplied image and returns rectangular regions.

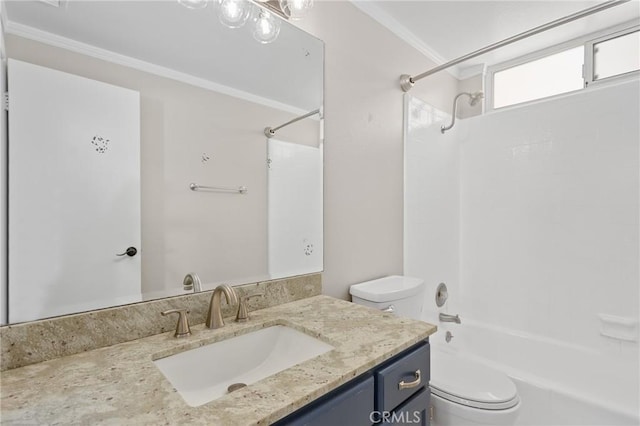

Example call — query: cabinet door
[376,342,430,412]
[276,375,374,426]
[382,387,430,426]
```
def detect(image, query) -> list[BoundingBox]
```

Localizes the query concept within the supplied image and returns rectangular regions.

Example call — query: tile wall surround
[459,79,639,351]
[0,273,321,371]
[405,79,639,353]
[403,95,460,317]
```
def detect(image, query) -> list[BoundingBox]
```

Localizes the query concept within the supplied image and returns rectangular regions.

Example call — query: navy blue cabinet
[376,342,430,413]
[275,340,430,426]
[382,388,431,426]
[276,374,375,426]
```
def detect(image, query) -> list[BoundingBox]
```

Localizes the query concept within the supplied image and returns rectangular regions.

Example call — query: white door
[8,59,141,323]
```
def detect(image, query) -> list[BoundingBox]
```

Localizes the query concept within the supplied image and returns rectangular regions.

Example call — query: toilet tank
[349,275,425,320]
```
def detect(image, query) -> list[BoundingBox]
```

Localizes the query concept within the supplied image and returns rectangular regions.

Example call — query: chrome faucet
[206,284,238,329]
[439,313,461,324]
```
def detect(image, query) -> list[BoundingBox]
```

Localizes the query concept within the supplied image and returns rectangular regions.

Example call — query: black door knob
[116,247,137,257]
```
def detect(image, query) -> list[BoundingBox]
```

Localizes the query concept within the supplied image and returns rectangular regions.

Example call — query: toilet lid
[349,275,425,302]
[430,350,519,410]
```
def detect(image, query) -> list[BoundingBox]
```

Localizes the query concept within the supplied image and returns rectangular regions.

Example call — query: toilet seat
[431,387,519,410]
[430,350,520,411]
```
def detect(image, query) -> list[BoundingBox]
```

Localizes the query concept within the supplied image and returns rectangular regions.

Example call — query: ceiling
[2,0,638,89]
[353,0,640,78]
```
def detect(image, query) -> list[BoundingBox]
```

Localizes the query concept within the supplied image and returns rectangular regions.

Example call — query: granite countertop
[0,295,437,425]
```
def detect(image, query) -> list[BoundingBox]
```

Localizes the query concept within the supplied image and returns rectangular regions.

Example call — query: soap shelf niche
[598,314,639,341]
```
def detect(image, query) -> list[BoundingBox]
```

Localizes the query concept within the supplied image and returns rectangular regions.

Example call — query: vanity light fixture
[178,0,313,44]
[277,0,313,20]
[254,0,313,20]
[252,9,281,44]
[178,0,209,9]
[218,0,252,28]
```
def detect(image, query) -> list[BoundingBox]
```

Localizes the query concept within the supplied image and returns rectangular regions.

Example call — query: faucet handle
[161,309,192,338]
[235,293,264,323]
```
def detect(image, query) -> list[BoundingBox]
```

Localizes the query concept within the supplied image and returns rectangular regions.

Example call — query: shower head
[441,91,484,134]
[468,91,484,107]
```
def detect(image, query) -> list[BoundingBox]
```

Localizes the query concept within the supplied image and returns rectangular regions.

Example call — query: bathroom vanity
[0,295,436,425]
[275,339,431,426]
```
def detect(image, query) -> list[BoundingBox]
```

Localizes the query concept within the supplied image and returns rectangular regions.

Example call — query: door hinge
[3,92,8,111]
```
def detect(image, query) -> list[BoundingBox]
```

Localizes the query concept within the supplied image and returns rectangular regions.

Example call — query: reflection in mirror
[1,0,323,324]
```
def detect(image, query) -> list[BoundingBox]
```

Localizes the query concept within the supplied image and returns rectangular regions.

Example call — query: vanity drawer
[375,341,430,412]
[382,387,430,426]
[276,375,375,426]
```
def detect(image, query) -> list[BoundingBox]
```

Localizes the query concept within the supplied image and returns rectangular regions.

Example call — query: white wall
[459,79,639,352]
[296,2,459,299]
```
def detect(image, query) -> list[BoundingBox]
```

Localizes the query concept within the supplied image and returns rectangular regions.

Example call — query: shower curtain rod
[400,0,630,92]
[264,108,321,138]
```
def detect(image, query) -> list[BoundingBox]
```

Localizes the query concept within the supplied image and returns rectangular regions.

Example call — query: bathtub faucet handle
[445,331,454,343]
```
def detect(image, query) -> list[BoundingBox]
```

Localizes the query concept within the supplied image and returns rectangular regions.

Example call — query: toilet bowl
[430,349,520,426]
[349,276,521,426]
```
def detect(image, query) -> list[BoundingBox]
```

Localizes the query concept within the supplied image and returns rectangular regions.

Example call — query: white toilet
[350,275,426,318]
[349,275,521,426]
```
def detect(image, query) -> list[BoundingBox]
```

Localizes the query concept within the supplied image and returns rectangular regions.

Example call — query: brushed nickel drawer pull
[398,369,421,390]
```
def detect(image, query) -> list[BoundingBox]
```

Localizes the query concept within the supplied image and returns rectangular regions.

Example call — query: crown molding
[3,20,308,116]
[350,0,461,80]
[457,64,485,80]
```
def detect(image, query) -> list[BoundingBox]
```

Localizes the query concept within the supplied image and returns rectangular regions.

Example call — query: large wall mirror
[0,0,323,324]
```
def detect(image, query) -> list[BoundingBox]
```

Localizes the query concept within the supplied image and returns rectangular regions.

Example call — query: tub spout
[439,313,461,324]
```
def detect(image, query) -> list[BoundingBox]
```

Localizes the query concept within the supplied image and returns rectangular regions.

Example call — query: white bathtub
[427,318,640,426]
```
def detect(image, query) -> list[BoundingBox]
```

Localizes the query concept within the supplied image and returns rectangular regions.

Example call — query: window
[488,24,640,110]
[592,30,640,82]
[493,47,584,109]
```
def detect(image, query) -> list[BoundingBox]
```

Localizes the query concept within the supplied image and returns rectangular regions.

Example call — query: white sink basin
[153,325,334,407]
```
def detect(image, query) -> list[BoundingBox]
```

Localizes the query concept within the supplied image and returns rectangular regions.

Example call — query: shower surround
[459,79,638,352]
[404,78,639,423]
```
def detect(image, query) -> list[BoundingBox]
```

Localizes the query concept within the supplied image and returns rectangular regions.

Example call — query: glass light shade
[278,0,313,20]
[218,0,251,28]
[252,10,280,44]
[178,0,208,9]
